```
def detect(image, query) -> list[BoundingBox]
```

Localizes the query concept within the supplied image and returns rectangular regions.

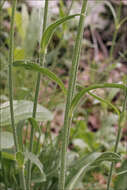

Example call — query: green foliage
[0,0,127,190]
[13,60,67,95]
[41,14,80,52]
[0,100,53,126]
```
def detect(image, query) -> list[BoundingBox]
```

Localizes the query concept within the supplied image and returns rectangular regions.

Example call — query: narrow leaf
[40,14,80,52]
[24,152,46,182]
[13,60,67,95]
[66,152,121,190]
[88,92,120,116]
[70,83,126,115]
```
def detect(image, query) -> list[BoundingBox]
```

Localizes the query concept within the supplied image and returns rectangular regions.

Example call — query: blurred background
[0,1,127,189]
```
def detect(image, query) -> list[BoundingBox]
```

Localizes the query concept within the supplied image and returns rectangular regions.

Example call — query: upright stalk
[27,0,49,189]
[9,0,18,152]
[9,1,26,190]
[106,84,127,190]
[58,1,88,190]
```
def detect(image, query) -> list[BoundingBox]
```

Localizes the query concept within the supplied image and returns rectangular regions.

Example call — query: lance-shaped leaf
[0,100,53,126]
[88,92,120,116]
[40,14,80,52]
[70,83,126,115]
[13,60,67,95]
[24,151,46,182]
[28,117,41,133]
[66,152,121,190]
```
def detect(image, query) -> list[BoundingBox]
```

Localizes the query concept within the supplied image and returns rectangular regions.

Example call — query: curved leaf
[0,100,53,126]
[88,92,120,116]
[104,1,117,25]
[28,117,41,133]
[13,60,67,95]
[1,132,14,149]
[66,152,121,190]
[24,152,46,182]
[16,151,25,168]
[40,14,80,52]
[70,83,126,115]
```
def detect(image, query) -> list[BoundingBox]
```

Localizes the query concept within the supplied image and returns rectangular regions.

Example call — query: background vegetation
[0,0,127,190]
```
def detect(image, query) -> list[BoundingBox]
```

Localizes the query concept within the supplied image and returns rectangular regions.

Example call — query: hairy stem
[9,0,18,152]
[9,1,26,189]
[27,0,49,189]
[58,1,88,190]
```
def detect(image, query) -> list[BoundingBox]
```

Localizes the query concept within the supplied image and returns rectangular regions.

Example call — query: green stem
[9,1,26,189]
[20,168,27,190]
[27,0,49,189]
[9,0,18,152]
[106,85,127,190]
[58,1,88,190]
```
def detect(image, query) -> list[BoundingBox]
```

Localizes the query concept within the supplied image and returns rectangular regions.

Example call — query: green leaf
[13,60,67,95]
[28,117,41,133]
[16,120,25,151]
[16,151,25,168]
[1,151,15,161]
[40,14,80,52]
[24,152,46,182]
[117,170,127,176]
[88,92,120,116]
[0,100,53,126]
[1,132,14,149]
[66,152,121,190]
[70,83,126,115]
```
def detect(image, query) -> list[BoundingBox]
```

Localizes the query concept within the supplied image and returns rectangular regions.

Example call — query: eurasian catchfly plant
[1,0,127,190]
[8,0,26,189]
